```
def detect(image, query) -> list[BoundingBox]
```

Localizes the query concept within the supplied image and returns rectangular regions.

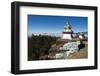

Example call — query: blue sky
[28,15,88,34]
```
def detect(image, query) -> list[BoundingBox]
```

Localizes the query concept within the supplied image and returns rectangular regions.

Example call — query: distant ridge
[28,32,88,37]
[28,32,62,37]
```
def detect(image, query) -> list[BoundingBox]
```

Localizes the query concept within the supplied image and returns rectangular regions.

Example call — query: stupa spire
[62,21,73,40]
[66,21,69,25]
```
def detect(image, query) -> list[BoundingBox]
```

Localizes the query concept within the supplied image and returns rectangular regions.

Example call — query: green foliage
[28,34,57,60]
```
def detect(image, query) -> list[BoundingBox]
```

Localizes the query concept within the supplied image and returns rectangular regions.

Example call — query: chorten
[79,32,84,39]
[62,22,73,39]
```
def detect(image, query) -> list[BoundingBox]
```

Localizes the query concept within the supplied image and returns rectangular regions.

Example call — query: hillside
[48,39,88,59]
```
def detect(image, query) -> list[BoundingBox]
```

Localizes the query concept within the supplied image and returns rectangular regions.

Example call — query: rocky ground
[48,39,88,59]
[66,41,88,59]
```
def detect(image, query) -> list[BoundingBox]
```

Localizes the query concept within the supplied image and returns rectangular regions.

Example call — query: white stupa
[62,22,73,40]
[79,32,84,39]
